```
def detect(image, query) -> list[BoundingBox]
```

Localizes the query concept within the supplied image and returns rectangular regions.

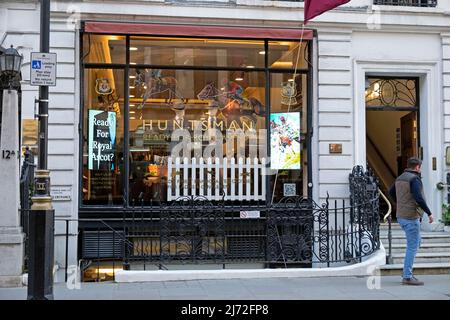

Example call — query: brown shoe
[402,276,424,286]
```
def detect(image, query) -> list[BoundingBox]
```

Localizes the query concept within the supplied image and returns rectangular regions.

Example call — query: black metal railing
[19,165,379,282]
[19,147,35,271]
[53,166,379,282]
[373,0,437,7]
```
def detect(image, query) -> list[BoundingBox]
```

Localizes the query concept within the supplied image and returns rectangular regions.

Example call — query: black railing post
[64,220,69,283]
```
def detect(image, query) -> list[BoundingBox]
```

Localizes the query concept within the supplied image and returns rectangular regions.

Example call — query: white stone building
[1,0,449,280]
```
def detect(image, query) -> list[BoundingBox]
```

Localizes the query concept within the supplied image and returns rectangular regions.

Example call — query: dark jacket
[388,169,431,220]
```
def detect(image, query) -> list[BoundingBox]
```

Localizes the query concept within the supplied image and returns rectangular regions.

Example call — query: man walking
[389,157,434,286]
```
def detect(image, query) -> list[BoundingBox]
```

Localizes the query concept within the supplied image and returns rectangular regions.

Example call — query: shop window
[129,68,266,203]
[269,73,308,202]
[82,34,126,64]
[268,41,309,70]
[81,33,310,206]
[130,37,265,68]
[82,68,124,205]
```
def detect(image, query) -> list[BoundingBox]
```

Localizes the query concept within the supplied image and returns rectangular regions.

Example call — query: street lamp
[0,45,23,90]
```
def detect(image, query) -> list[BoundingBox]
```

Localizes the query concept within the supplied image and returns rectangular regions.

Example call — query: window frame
[79,31,313,213]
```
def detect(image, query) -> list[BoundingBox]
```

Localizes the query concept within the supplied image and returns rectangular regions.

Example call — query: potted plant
[441,203,450,233]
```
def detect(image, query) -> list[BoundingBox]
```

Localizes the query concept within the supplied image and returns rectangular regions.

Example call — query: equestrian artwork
[134,69,186,109]
[197,81,265,127]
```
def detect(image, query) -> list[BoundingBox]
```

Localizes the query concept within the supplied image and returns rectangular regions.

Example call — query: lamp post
[27,0,55,300]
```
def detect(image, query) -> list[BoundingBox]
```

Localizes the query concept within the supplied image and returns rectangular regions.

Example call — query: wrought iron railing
[373,0,437,7]
[51,166,380,281]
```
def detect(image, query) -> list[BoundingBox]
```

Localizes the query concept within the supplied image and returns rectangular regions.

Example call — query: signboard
[270,112,301,170]
[88,110,117,170]
[240,211,260,219]
[51,186,72,201]
[30,52,57,86]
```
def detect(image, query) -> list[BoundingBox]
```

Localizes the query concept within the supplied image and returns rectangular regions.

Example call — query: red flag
[304,0,350,25]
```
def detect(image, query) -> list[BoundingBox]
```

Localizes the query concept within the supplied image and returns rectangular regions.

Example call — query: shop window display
[81,34,310,206]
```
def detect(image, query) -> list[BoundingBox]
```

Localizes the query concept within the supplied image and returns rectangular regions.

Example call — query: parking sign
[30,52,57,86]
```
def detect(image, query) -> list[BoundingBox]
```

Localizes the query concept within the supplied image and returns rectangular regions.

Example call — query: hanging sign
[30,52,57,86]
[88,110,116,170]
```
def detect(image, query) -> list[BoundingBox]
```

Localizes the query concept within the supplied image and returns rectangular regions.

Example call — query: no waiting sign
[30,52,57,86]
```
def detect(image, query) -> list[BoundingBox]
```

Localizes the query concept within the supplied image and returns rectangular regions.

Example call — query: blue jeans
[397,218,421,279]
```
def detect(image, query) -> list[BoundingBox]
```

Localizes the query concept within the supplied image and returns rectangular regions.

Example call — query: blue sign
[31,60,41,69]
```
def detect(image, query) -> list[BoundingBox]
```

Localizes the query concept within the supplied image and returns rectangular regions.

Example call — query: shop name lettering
[142,119,254,131]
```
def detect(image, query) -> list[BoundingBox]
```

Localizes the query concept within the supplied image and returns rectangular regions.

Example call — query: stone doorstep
[21,264,59,287]
[380,262,450,275]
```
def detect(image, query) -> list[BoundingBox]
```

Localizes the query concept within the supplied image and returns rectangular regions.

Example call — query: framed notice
[270,112,301,170]
[88,110,117,170]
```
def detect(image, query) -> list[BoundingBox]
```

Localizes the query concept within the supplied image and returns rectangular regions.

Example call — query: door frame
[354,60,443,228]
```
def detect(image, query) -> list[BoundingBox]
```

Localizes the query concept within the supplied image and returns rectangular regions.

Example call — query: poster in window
[88,110,116,170]
[270,112,301,170]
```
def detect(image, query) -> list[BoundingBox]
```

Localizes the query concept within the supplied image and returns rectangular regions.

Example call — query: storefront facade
[2,0,450,278]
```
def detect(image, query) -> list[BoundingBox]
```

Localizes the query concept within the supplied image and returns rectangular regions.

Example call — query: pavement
[1,275,450,300]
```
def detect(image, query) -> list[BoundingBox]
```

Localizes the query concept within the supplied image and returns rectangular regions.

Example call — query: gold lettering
[229,120,240,130]
[36,182,46,191]
[158,120,168,131]
[174,120,184,129]
[214,120,224,131]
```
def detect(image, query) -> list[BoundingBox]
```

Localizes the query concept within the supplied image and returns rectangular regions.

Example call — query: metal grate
[82,230,124,259]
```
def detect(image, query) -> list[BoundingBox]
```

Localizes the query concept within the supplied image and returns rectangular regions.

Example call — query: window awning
[83,21,314,40]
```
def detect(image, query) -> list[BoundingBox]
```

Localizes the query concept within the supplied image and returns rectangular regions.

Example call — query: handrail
[378,187,393,265]
[379,188,392,222]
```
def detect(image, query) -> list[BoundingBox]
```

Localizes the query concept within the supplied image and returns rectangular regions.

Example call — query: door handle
[437,182,450,190]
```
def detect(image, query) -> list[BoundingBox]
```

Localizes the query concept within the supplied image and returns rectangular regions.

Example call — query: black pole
[27,0,54,300]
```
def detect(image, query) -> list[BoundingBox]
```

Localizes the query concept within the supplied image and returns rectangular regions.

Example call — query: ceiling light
[129,111,135,114]
[129,47,138,51]
[129,95,135,98]
[129,75,136,79]
[129,86,135,89]
[258,51,265,55]
[288,79,294,82]
[235,77,243,81]
[246,65,255,69]
[130,62,137,65]
[130,116,136,120]
[130,104,136,107]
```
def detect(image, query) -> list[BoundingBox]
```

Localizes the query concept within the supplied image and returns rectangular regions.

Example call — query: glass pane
[82,68,124,205]
[365,78,418,108]
[82,34,126,64]
[130,37,265,68]
[269,41,308,69]
[269,72,308,202]
[128,68,266,204]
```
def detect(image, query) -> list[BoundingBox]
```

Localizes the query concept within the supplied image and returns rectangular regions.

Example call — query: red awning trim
[83,21,313,40]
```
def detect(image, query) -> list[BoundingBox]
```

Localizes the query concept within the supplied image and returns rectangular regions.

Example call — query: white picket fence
[167,157,266,201]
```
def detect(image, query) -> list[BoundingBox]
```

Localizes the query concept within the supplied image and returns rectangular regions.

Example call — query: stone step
[380,233,450,244]
[384,242,450,254]
[380,262,450,276]
[390,252,450,264]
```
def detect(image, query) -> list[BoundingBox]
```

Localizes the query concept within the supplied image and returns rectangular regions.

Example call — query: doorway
[365,77,420,219]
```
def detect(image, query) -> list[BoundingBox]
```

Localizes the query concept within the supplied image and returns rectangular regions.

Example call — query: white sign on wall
[240,211,260,219]
[30,52,57,86]
[50,186,72,201]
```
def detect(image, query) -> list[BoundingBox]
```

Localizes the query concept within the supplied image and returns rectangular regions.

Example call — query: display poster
[270,112,301,170]
[88,110,116,170]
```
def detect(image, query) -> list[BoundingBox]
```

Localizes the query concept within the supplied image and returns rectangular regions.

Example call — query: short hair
[407,157,422,169]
